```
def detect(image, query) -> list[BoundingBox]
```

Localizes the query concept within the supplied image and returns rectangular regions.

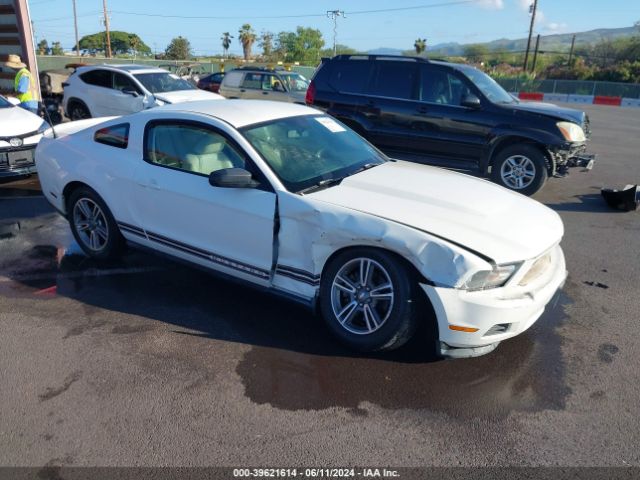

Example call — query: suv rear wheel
[491,144,548,196]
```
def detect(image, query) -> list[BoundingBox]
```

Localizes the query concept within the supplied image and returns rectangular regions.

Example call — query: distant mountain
[370,26,638,57]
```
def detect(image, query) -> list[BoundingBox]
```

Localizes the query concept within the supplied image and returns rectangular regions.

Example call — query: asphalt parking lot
[0,104,639,470]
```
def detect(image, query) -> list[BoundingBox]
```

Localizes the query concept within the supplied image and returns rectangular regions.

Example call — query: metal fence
[496,78,640,98]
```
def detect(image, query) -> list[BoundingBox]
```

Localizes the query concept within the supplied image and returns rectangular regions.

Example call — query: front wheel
[68,101,91,121]
[491,144,548,196]
[68,187,125,260]
[319,248,418,352]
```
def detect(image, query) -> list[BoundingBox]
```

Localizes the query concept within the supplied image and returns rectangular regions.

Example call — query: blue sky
[29,0,639,56]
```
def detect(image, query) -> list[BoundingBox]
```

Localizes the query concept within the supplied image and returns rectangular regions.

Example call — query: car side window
[145,122,247,176]
[113,73,140,93]
[367,61,418,100]
[241,73,263,90]
[80,69,111,88]
[420,67,471,106]
[222,70,243,87]
[328,60,372,94]
[94,123,130,149]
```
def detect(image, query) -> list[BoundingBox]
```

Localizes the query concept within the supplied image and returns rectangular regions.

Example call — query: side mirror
[122,87,139,97]
[209,168,258,189]
[461,93,481,109]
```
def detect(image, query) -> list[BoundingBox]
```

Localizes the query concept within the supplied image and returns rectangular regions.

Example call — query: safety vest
[14,68,40,104]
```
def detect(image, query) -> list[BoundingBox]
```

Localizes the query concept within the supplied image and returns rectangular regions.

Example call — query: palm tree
[238,24,257,61]
[414,38,427,55]
[221,32,233,58]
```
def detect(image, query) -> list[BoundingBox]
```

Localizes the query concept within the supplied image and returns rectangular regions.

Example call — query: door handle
[416,106,428,114]
[262,91,269,95]
[240,89,246,93]
[138,179,161,190]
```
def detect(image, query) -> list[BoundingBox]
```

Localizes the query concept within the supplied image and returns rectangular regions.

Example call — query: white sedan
[1,95,49,179]
[36,100,567,358]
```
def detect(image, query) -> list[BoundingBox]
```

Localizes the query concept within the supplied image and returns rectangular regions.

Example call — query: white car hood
[155,89,223,104]
[308,161,563,264]
[0,106,43,137]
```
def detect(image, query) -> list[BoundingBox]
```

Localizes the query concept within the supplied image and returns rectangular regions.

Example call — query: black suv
[306,55,594,195]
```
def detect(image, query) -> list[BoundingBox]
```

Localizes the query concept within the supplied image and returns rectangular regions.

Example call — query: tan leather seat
[184,139,234,175]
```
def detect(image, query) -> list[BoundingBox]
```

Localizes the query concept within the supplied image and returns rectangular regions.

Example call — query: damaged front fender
[272,191,491,298]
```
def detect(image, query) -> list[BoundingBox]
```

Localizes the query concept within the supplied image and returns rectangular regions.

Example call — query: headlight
[37,121,50,134]
[557,121,585,142]
[462,263,522,291]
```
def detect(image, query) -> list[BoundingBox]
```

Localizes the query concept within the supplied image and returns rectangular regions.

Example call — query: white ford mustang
[36,100,567,358]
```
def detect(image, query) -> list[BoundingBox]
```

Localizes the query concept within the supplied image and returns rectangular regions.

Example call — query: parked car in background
[219,66,309,104]
[63,65,223,120]
[307,55,595,196]
[197,72,225,93]
[0,95,49,179]
[36,100,567,358]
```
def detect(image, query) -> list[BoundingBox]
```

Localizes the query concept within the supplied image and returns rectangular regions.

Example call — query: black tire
[67,100,91,121]
[319,248,419,352]
[67,187,125,260]
[491,144,548,196]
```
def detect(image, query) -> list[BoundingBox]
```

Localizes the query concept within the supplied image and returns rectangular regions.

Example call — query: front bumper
[422,245,567,358]
[550,142,596,176]
[0,146,37,179]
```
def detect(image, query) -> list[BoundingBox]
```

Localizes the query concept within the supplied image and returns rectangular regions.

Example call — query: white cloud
[475,0,505,9]
[544,22,569,33]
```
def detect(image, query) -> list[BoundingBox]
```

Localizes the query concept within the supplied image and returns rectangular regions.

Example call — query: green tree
[463,44,490,63]
[51,41,64,56]
[221,32,233,58]
[79,31,151,56]
[37,39,49,55]
[165,36,192,60]
[238,24,257,61]
[259,31,274,59]
[414,38,427,55]
[274,27,325,63]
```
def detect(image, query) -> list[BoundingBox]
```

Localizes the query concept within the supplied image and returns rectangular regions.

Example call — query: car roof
[146,100,318,128]
[76,64,168,75]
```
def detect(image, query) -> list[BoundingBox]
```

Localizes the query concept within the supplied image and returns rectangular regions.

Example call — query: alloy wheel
[73,198,109,251]
[500,154,536,190]
[330,257,395,335]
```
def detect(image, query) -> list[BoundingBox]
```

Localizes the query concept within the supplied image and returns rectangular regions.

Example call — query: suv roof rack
[332,54,430,63]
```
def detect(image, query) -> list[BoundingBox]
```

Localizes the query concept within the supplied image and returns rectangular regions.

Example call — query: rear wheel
[68,187,125,260]
[68,101,91,121]
[320,248,418,352]
[491,144,548,196]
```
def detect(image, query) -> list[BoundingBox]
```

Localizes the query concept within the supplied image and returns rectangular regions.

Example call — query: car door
[79,69,114,116]
[238,72,264,100]
[360,60,418,153]
[130,116,276,286]
[404,65,490,167]
[111,72,145,115]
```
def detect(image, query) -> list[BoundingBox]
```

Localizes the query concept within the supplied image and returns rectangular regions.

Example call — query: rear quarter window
[80,69,112,88]
[222,71,243,88]
[328,60,372,94]
[94,123,130,149]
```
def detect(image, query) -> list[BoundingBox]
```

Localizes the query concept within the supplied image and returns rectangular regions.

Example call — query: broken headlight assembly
[462,263,522,291]
[557,121,586,142]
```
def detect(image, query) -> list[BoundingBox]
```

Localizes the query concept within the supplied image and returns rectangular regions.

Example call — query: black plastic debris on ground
[601,184,639,211]
[0,221,20,239]
[584,281,609,289]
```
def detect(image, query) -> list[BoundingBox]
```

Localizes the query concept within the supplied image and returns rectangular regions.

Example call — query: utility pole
[72,0,79,56]
[326,10,345,57]
[522,0,538,71]
[102,0,112,58]
[568,34,576,66]
[531,34,541,72]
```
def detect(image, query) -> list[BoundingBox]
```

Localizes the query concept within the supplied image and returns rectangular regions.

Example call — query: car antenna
[39,101,58,139]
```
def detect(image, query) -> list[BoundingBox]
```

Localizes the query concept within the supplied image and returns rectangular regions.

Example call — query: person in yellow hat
[3,54,40,114]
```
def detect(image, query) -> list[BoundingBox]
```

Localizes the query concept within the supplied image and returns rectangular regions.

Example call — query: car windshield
[0,96,12,108]
[242,115,387,193]
[279,73,309,92]
[133,72,196,93]
[458,66,516,104]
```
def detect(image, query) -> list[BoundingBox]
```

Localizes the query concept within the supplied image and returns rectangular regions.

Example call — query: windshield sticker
[316,117,346,133]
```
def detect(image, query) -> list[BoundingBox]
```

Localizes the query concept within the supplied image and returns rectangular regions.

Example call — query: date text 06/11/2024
[232,468,401,478]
